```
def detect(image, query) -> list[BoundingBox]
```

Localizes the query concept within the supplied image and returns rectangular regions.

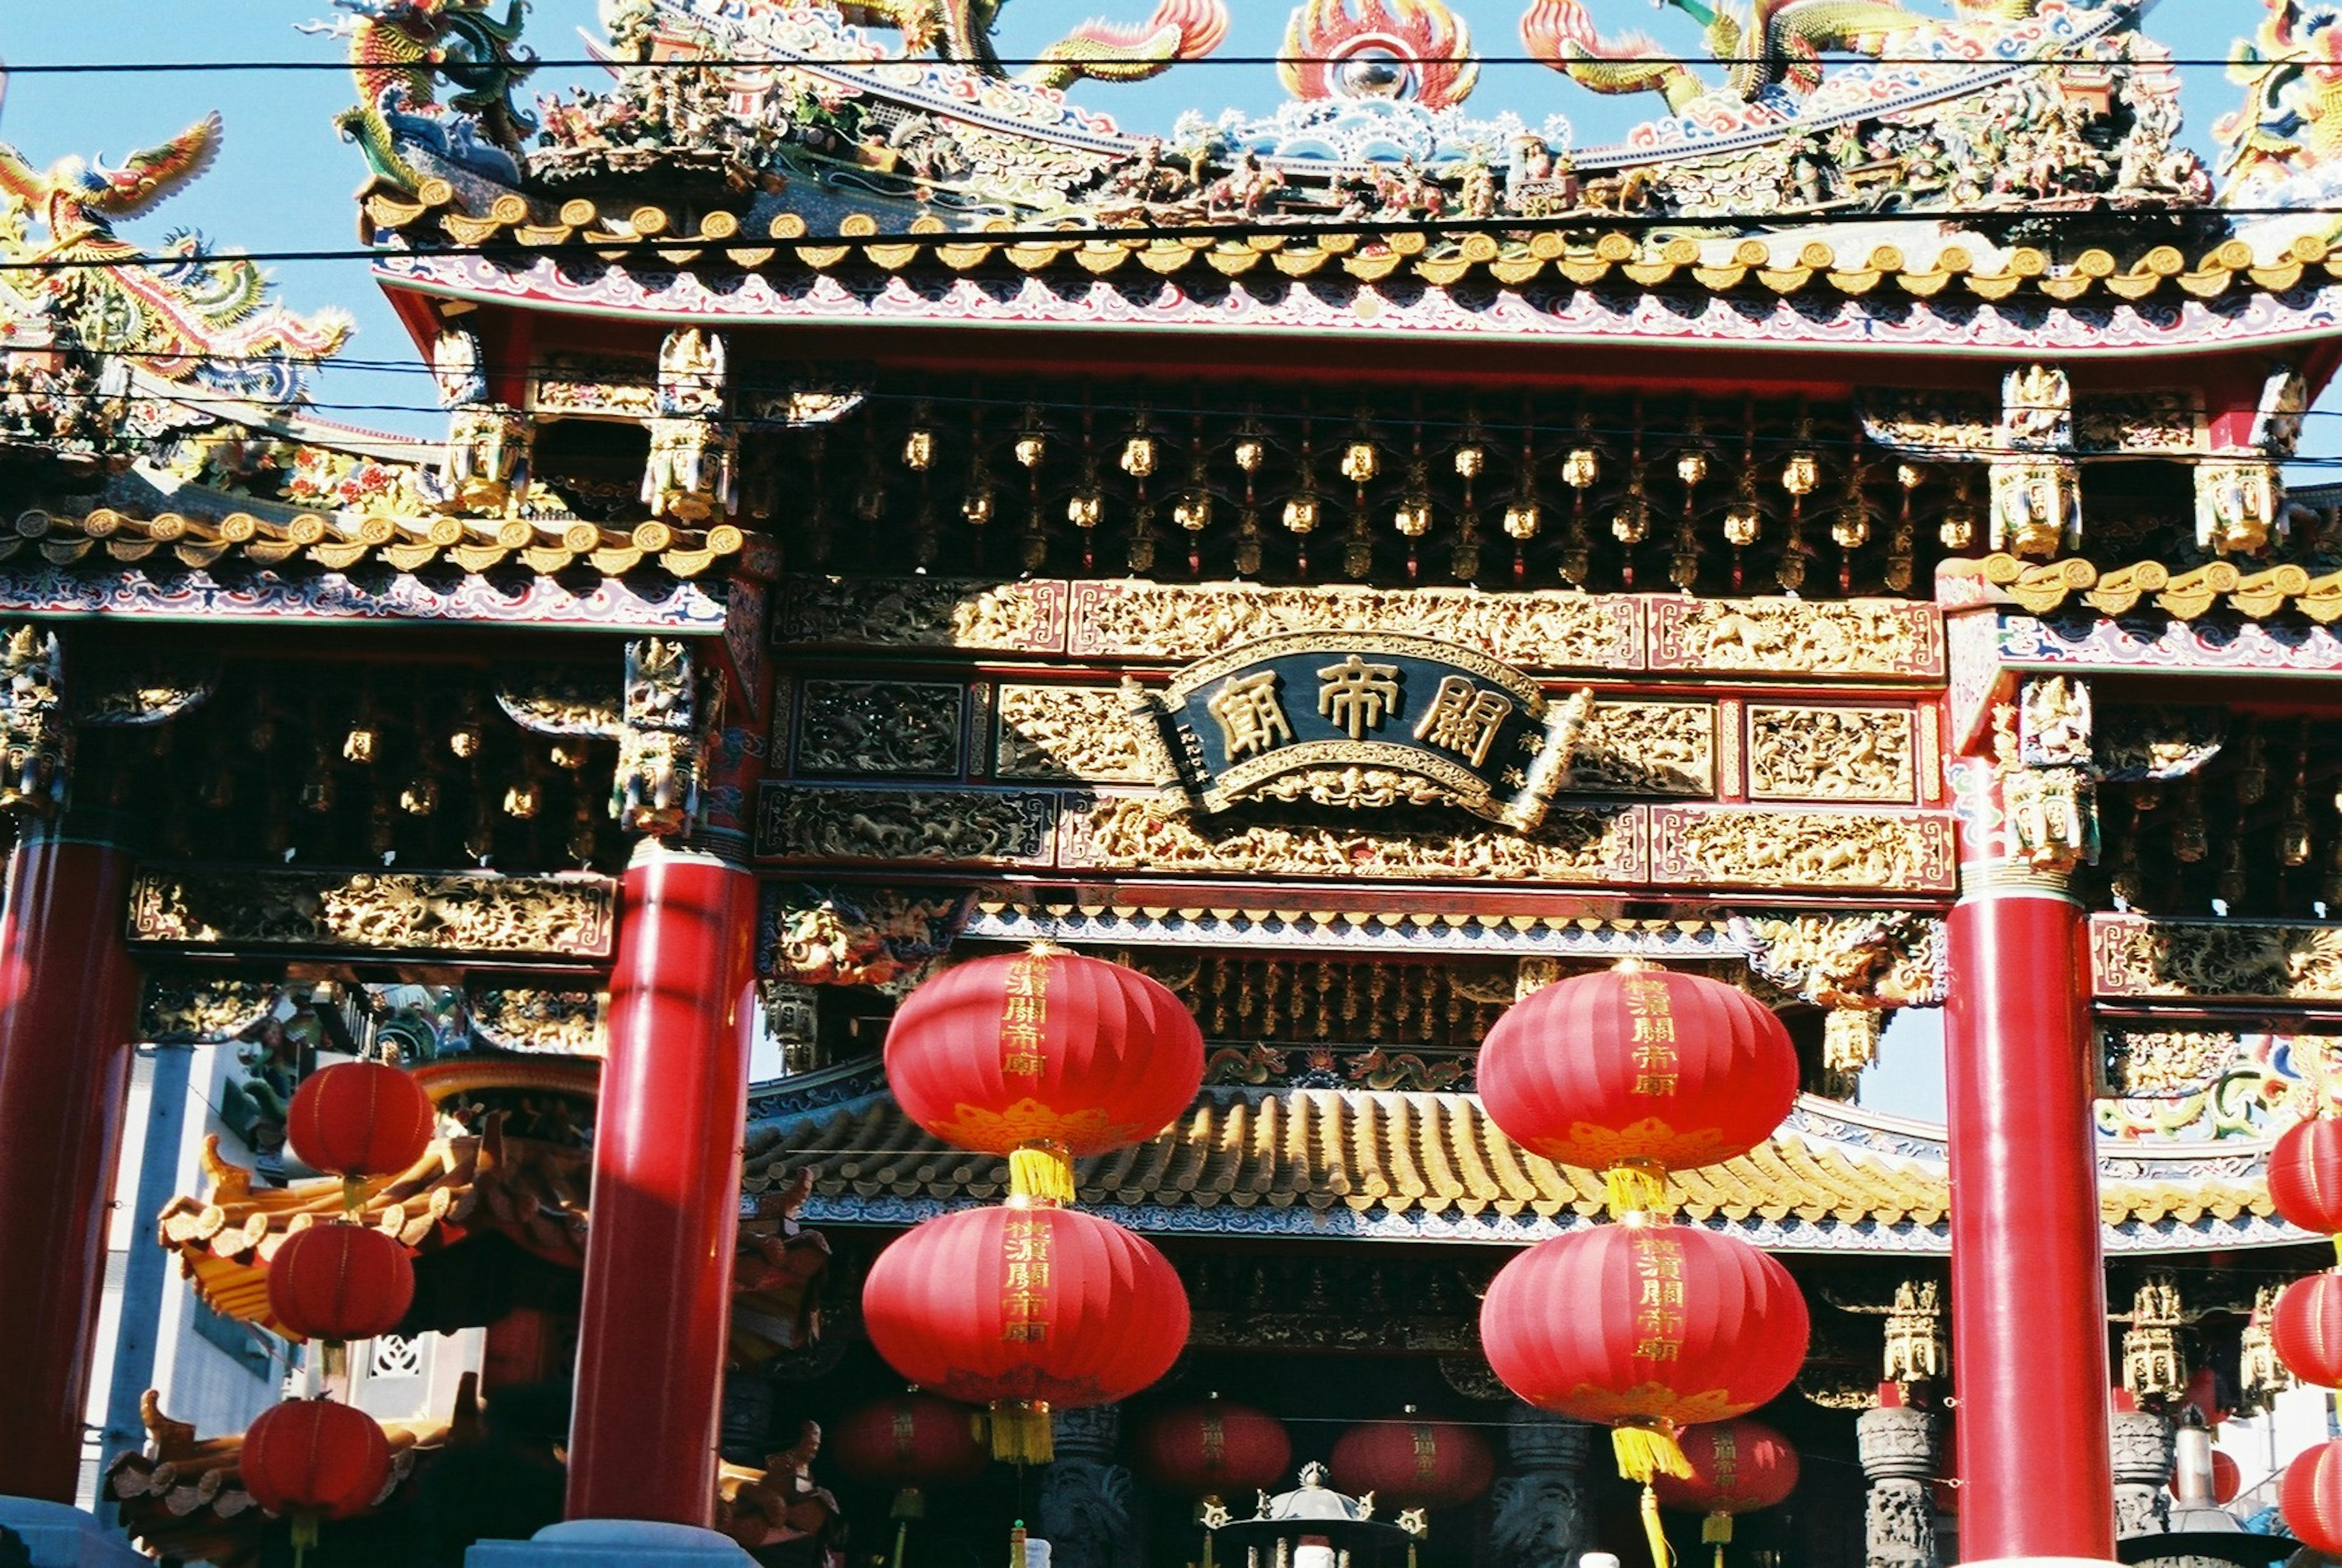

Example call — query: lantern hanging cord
[1008,1142,1076,1207]
[1605,1161,1671,1222]
[1614,1423,1692,1568]
[990,1400,1055,1466]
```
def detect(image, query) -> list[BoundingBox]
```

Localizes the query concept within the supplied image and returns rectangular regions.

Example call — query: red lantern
[2271,1119,2342,1236]
[242,1398,392,1538]
[862,1205,1189,1464]
[1652,1420,1799,1559]
[266,1223,415,1343]
[1480,1222,1808,1555]
[1135,1400,1293,1502]
[832,1395,989,1491]
[2211,1450,2241,1506]
[2283,1440,2342,1554]
[1330,1417,1495,1513]
[1477,962,1798,1215]
[288,1062,435,1179]
[2274,1272,2342,1388]
[886,947,1203,1203]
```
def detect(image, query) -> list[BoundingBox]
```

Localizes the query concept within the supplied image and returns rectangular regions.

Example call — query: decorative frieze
[759,884,976,987]
[470,988,605,1054]
[138,975,283,1043]
[1651,809,1957,892]
[1064,793,1644,884]
[1569,702,1714,798]
[995,685,1152,783]
[1731,912,1948,1009]
[777,576,1068,652]
[1748,706,1916,803]
[613,637,704,837]
[2092,915,2342,1001]
[125,869,618,960]
[1647,598,1943,680]
[754,784,1056,866]
[0,625,68,815]
[794,680,964,777]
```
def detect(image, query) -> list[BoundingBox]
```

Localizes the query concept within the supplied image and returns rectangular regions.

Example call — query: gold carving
[2092,915,2342,1001]
[1748,707,1915,803]
[470,989,604,1054]
[795,681,964,776]
[1068,580,1640,669]
[756,786,1056,865]
[1569,703,1714,798]
[1065,794,1642,883]
[779,577,1066,652]
[2107,1031,2240,1097]
[1209,670,1296,759]
[995,686,1150,784]
[2122,1276,2190,1402]
[0,625,67,815]
[139,976,282,1042]
[767,887,975,989]
[1731,912,1948,1008]
[1249,768,1456,811]
[1647,599,1941,679]
[1652,809,1955,891]
[614,638,704,837]
[126,870,618,958]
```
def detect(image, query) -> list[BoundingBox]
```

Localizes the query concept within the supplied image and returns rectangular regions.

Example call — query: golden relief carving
[1067,580,1641,670]
[2106,1031,2241,1097]
[1064,794,1644,883]
[755,785,1056,865]
[1248,767,1458,811]
[794,680,965,776]
[139,976,282,1043]
[1647,598,1943,679]
[1651,809,1956,891]
[1730,912,1949,1009]
[995,685,1151,784]
[778,577,1067,652]
[1570,702,1715,797]
[125,870,618,958]
[2092,915,2342,1001]
[470,989,605,1054]
[1747,707,1916,803]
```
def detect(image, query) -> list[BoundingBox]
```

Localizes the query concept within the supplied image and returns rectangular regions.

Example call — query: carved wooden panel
[1571,701,1715,797]
[1649,808,1957,892]
[2092,914,2342,1001]
[776,577,1068,652]
[126,869,618,959]
[1648,599,1944,679]
[794,679,965,777]
[1747,706,1916,803]
[995,684,1152,784]
[754,784,1058,866]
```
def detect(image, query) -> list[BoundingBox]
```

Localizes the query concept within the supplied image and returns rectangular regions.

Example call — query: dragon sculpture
[0,115,350,406]
[2218,0,2342,206]
[304,0,537,192]
[834,0,1230,88]
[1520,0,2030,109]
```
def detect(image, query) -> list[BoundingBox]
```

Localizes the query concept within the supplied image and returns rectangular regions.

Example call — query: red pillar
[1945,884,2115,1563]
[0,826,139,1503]
[566,840,757,1525]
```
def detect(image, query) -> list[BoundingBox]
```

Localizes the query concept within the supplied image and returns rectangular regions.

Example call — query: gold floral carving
[1064,794,1644,883]
[470,989,605,1054]
[1247,768,1459,811]
[1731,911,1948,1008]
[139,975,282,1042]
[778,577,1067,652]
[2106,1031,2241,1096]
[754,785,1056,865]
[795,681,965,776]
[1651,809,1956,892]
[2091,915,2342,1001]
[1647,599,1943,679]
[1067,580,1641,670]
[1570,702,1715,797]
[125,870,618,958]
[766,886,975,988]
[1747,707,1916,803]
[995,686,1151,784]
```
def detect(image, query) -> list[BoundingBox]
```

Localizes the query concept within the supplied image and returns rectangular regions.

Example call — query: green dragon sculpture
[1520,0,2033,108]
[836,0,1230,89]
[305,0,537,192]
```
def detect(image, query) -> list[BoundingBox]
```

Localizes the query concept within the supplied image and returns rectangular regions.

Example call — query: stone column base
[467,1520,756,1568]
[0,1498,151,1568]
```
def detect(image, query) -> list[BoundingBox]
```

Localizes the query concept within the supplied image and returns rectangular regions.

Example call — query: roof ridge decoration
[332,0,2260,251]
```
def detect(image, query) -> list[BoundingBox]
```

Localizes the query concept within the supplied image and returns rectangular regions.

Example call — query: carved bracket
[0,623,68,816]
[614,637,707,837]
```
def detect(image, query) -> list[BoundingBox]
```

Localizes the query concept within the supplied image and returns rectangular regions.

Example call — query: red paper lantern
[1480,1224,1809,1470]
[1330,1417,1495,1512]
[242,1399,392,1526]
[862,1205,1189,1464]
[2211,1450,2241,1506]
[1135,1400,1293,1501]
[267,1223,415,1343]
[2274,1272,2342,1388]
[288,1062,435,1179]
[1652,1419,1799,1549]
[1477,963,1797,1214]
[831,1395,989,1491]
[2271,1119,2342,1236]
[2283,1440,2342,1554]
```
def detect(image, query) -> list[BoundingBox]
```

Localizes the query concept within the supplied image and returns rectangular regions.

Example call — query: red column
[0,826,139,1503]
[1945,885,2115,1563]
[567,840,757,1525]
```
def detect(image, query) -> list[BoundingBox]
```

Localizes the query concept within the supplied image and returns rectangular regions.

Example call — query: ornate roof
[740,1084,2290,1255]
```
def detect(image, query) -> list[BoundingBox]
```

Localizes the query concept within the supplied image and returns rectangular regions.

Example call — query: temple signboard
[1125,632,1590,832]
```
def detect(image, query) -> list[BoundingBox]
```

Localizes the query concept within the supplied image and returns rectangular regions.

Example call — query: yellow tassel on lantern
[1605,1161,1670,1221]
[989,1400,1056,1465]
[1638,1486,1670,1568]
[1009,1144,1075,1208]
[1614,1423,1692,1568]
[1704,1509,1733,1568]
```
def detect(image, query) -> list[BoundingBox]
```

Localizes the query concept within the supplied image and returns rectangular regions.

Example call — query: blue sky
[0,2,2302,443]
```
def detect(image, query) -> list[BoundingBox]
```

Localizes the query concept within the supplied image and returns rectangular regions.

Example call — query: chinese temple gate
[3,1,2342,1566]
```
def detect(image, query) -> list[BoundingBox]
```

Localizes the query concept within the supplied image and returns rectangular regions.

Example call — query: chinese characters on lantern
[998,951,1050,1077]
[1633,1230,1688,1362]
[1627,975,1680,1097]
[1002,1212,1052,1343]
